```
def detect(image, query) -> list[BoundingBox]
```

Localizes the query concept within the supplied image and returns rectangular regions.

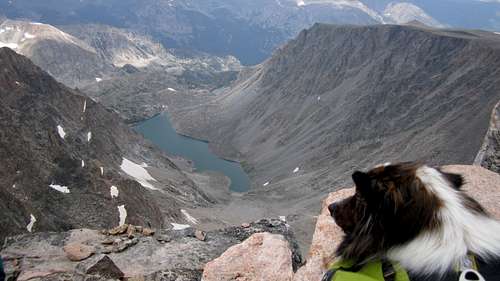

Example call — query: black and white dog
[329,162,500,280]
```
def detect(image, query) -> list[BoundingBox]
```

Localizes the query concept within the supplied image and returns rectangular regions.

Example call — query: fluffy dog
[329,162,500,280]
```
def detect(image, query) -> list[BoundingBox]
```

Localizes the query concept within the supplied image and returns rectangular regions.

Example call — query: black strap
[381,259,396,281]
[321,269,337,281]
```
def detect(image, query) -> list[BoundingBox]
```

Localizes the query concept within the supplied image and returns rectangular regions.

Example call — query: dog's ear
[352,171,371,194]
[436,168,464,189]
[441,171,464,190]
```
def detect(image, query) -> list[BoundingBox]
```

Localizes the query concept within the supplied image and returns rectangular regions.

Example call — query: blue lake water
[134,114,250,192]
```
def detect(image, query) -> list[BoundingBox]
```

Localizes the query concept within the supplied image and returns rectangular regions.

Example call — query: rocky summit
[0,218,301,281]
[0,47,218,242]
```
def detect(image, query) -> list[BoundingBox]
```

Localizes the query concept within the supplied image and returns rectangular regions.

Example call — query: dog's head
[329,162,468,262]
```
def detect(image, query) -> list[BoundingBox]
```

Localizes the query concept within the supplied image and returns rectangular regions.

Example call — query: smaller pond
[134,114,250,192]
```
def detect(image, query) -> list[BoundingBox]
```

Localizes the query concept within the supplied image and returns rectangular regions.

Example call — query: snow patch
[81,160,85,168]
[100,167,104,176]
[317,96,321,101]
[26,214,36,232]
[118,205,127,226]
[171,223,191,230]
[293,167,300,173]
[181,209,199,224]
[120,158,158,190]
[297,0,305,6]
[50,184,70,194]
[95,77,102,82]
[57,125,66,139]
[279,216,286,222]
[495,32,500,35]
[167,87,177,92]
[263,182,270,187]
[24,32,36,39]
[83,100,87,113]
[110,186,119,198]
[87,131,92,142]
[0,42,18,49]
[15,81,20,85]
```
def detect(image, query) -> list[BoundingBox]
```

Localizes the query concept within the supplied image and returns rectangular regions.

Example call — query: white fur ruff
[387,166,500,276]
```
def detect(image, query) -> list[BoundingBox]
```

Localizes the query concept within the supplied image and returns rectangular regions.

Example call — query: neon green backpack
[322,259,410,281]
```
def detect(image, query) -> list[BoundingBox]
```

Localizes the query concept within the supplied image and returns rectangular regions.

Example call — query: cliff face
[475,100,500,173]
[0,47,212,241]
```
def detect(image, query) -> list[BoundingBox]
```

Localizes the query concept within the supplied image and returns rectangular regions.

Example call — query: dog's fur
[330,162,500,279]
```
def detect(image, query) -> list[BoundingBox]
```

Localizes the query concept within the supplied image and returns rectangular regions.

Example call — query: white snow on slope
[83,100,87,113]
[181,209,199,224]
[384,3,442,27]
[263,182,270,187]
[81,160,85,168]
[57,125,66,139]
[23,32,36,39]
[495,32,500,35]
[118,205,127,226]
[95,77,102,82]
[110,186,119,198]
[50,184,70,193]
[100,167,104,176]
[120,158,158,190]
[279,216,287,222]
[26,214,36,232]
[171,223,191,230]
[0,42,18,49]
[296,0,385,23]
[167,87,177,92]
[87,132,92,142]
[293,167,300,173]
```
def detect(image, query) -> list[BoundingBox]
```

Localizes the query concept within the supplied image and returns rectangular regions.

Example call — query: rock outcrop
[202,232,295,281]
[475,100,500,173]
[0,219,301,281]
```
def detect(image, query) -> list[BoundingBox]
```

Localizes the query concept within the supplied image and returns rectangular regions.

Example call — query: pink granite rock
[293,188,354,281]
[63,243,95,262]
[202,232,294,281]
[442,165,500,219]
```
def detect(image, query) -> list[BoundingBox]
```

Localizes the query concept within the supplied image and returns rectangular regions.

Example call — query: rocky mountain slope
[0,47,218,242]
[166,24,500,246]
[0,18,241,90]
[0,19,114,88]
